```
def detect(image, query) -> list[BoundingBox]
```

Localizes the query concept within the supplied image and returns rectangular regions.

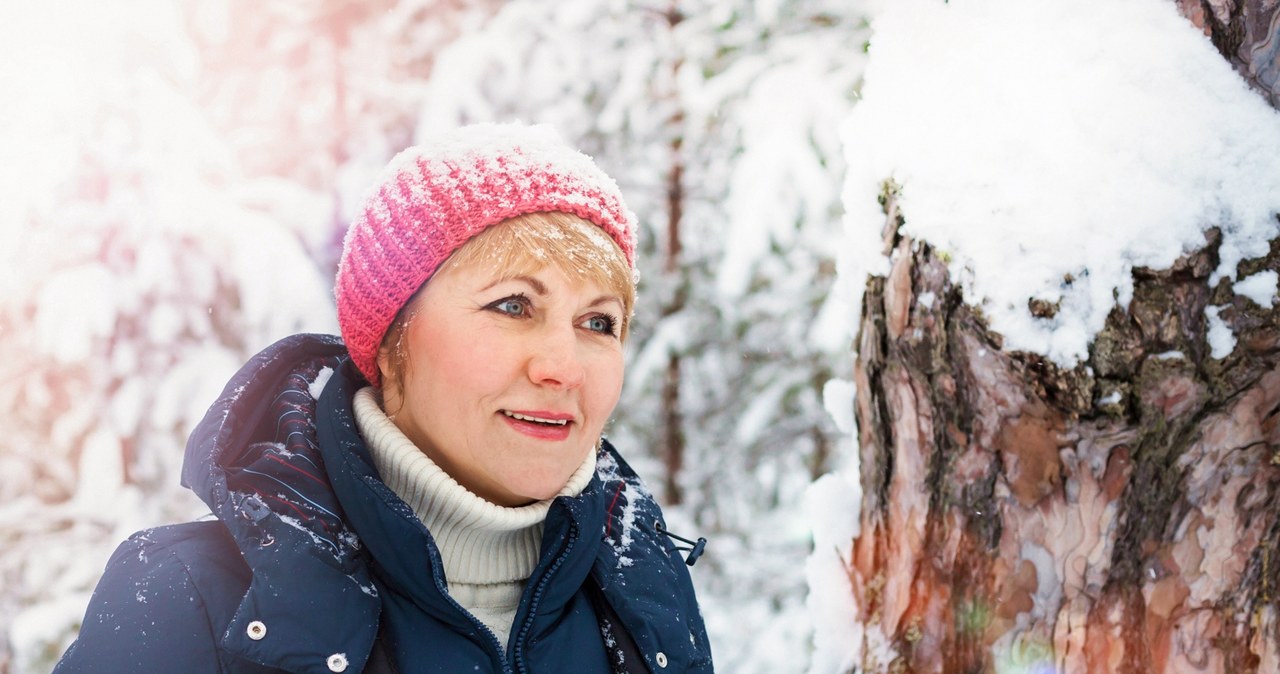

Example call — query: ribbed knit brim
[335,123,637,386]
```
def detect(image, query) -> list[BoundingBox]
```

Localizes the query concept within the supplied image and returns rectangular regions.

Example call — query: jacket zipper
[477,617,512,673]
[448,595,511,672]
[432,567,512,672]
[511,521,579,674]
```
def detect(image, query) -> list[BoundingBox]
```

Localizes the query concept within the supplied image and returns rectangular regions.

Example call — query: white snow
[1097,390,1123,406]
[715,49,855,299]
[1234,270,1279,307]
[1205,305,1237,358]
[8,593,92,674]
[821,378,857,436]
[594,450,647,560]
[73,429,126,512]
[804,455,863,672]
[309,367,335,400]
[840,0,1280,366]
[33,264,118,364]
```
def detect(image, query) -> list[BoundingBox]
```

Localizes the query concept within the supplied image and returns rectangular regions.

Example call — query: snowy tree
[811,0,1280,672]
[178,0,507,271]
[642,5,872,670]
[0,4,336,670]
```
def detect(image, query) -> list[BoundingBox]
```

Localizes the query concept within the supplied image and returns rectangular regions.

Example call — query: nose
[527,325,586,390]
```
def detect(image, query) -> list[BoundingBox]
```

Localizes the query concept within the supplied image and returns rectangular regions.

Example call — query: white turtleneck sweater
[351,387,596,649]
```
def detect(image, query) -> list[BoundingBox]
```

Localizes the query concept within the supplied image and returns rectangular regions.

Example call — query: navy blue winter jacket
[54,334,713,673]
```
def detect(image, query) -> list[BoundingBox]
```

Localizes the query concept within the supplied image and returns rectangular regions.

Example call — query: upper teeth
[504,411,569,426]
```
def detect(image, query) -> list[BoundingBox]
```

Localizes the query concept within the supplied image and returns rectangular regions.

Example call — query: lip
[499,409,575,441]
[504,409,575,422]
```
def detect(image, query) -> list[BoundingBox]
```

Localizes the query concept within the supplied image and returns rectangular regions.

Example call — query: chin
[504,474,571,504]
[514,485,562,503]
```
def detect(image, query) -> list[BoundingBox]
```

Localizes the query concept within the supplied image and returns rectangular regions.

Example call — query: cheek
[401,324,469,404]
[415,325,516,400]
[587,353,625,415]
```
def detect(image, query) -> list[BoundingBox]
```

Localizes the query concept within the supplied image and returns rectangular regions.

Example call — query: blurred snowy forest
[7,0,1278,672]
[0,1,870,672]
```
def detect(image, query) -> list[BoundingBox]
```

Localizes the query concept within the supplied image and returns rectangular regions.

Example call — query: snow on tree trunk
[831,1,1280,671]
[850,188,1279,673]
[1175,0,1280,107]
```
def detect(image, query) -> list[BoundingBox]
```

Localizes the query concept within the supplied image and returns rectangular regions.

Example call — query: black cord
[654,521,708,566]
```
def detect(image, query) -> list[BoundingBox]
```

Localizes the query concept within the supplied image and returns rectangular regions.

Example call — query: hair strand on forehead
[377,211,635,401]
[446,212,633,311]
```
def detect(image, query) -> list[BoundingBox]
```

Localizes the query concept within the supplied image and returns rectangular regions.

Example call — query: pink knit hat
[335,123,637,387]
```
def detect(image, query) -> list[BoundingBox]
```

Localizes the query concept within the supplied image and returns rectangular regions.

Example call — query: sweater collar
[351,386,596,585]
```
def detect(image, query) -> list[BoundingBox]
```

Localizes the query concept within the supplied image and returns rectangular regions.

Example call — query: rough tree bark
[842,4,1280,673]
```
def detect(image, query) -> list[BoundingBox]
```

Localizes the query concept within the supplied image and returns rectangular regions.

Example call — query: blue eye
[487,295,530,317]
[583,314,618,336]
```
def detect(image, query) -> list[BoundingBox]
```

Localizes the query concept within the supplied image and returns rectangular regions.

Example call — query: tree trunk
[843,6,1280,672]
[847,182,1280,673]
[659,3,688,506]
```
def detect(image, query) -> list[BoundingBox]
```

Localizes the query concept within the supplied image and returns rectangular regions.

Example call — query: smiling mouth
[501,411,570,427]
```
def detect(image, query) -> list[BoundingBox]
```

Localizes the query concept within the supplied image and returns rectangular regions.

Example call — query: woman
[54,123,713,673]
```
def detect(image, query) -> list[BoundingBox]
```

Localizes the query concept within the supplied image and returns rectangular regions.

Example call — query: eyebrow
[483,275,623,310]
[483,275,546,295]
[586,295,625,311]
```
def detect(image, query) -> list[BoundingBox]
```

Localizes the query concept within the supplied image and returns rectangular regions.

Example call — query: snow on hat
[335,122,637,387]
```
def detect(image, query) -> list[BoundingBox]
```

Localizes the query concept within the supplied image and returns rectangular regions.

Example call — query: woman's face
[378,258,625,507]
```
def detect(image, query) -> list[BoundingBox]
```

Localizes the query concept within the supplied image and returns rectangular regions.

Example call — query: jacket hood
[183,334,354,550]
[181,333,380,672]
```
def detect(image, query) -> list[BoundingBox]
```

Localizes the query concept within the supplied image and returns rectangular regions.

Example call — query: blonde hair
[378,211,635,395]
